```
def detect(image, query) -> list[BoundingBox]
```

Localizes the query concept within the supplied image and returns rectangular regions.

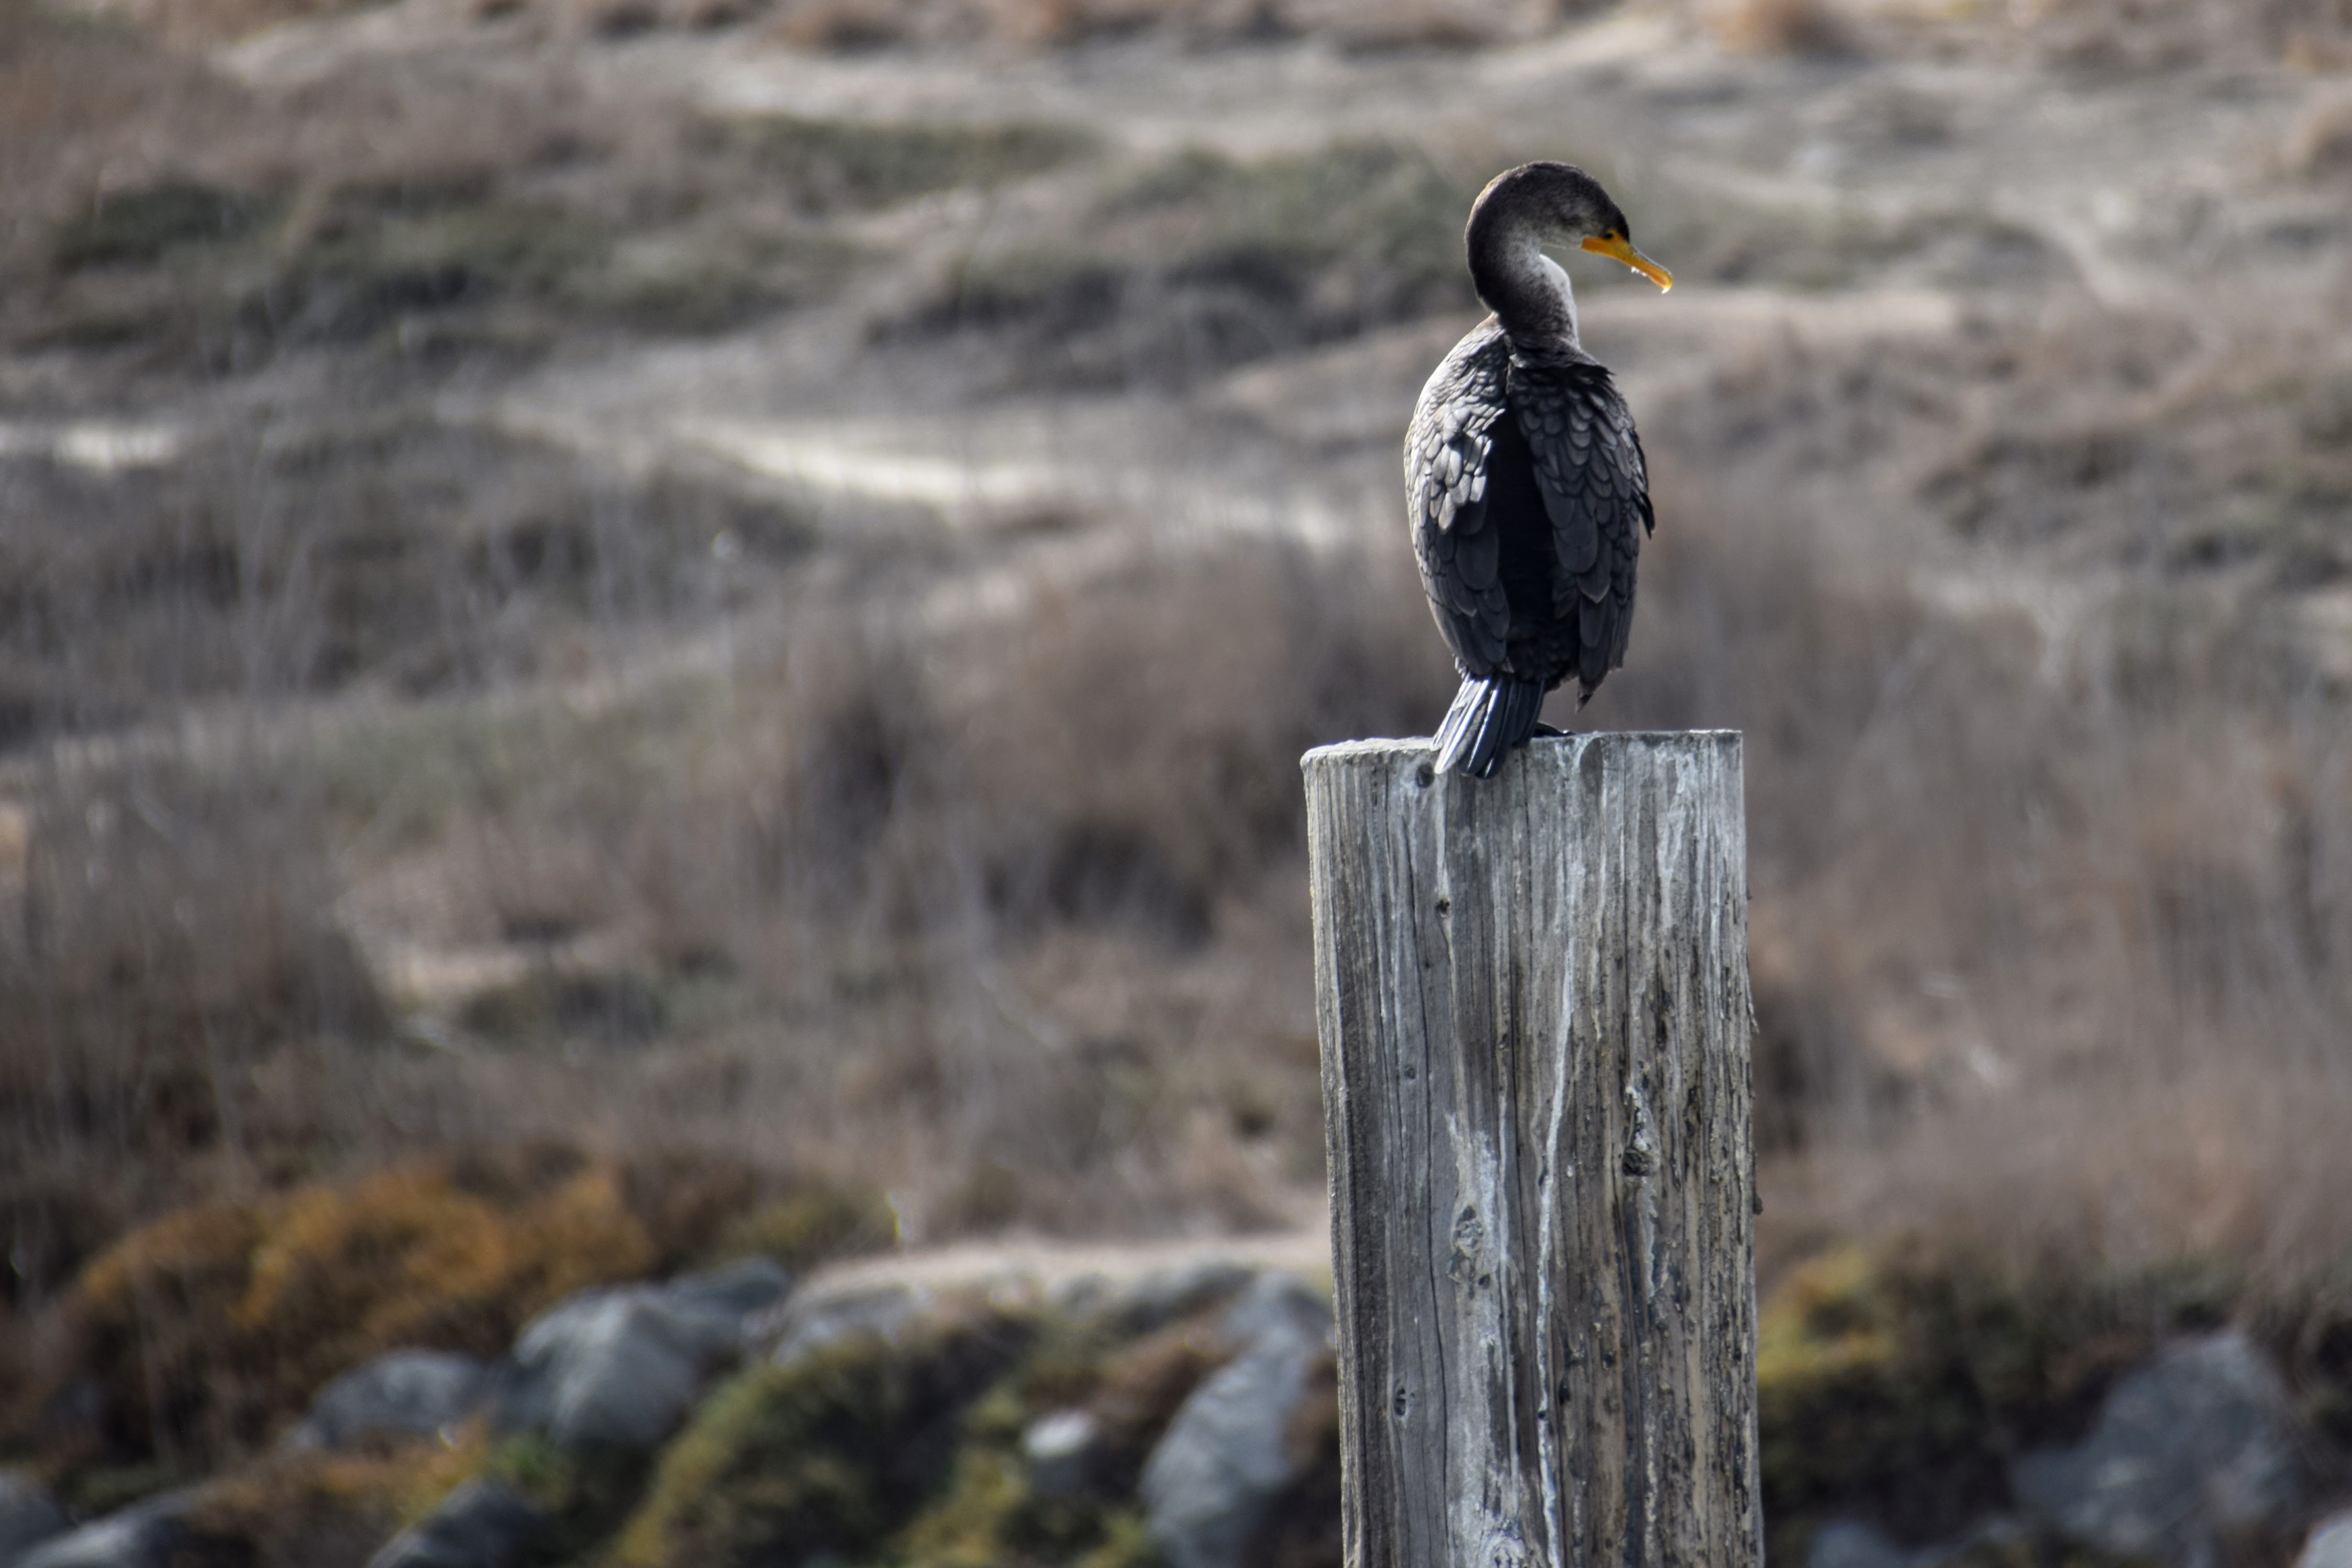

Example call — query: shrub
[18,1145,820,1478]
[729,114,1094,213]
[612,1309,1035,1568]
[175,1430,489,1568]
[50,179,279,270]
[715,1179,900,1273]
[0,765,387,1193]
[881,139,1479,384]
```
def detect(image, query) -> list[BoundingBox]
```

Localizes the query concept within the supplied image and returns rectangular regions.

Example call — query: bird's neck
[1467,210,1580,351]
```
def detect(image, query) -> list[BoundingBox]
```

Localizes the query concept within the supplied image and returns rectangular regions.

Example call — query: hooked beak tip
[1580,234,1674,293]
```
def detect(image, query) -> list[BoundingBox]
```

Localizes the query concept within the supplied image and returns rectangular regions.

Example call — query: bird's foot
[1532,722,1571,738]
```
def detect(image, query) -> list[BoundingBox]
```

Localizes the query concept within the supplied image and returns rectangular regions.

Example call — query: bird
[1406,162,1671,779]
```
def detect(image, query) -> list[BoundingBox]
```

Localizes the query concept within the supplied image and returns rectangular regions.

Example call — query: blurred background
[4,0,2352,1561]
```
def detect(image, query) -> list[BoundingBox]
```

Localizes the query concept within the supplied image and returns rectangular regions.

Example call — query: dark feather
[1406,322,1654,775]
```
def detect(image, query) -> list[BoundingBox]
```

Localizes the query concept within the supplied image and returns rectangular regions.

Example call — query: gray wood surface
[1302,732,1758,1568]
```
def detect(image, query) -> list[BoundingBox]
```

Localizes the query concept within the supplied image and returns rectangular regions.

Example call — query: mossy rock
[1758,1246,1995,1536]
[615,1293,1241,1568]
[889,1382,1159,1568]
[613,1308,1035,1568]
[1755,1243,2235,1556]
[172,1427,489,1568]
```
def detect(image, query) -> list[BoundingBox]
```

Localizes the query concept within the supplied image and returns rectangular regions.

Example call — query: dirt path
[785,1219,1335,1317]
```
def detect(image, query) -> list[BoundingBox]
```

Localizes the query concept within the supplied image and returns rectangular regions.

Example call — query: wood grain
[1303,733,1758,1568]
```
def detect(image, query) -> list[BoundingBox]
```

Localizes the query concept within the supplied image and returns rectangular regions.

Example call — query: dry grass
[1711,0,1862,57]
[1678,0,2352,65]
[2283,90,2352,180]
[67,0,371,50]
[3,5,2352,1546]
[8,366,2348,1260]
[761,0,1554,49]
[0,761,384,1196]
[880,140,1481,387]
[12,0,1571,52]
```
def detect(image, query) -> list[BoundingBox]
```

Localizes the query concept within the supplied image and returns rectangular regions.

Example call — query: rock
[2299,1510,2352,1568]
[1926,1516,2033,1568]
[0,1472,69,1564]
[664,1257,791,1328]
[765,1282,931,1372]
[2012,1330,2306,1568]
[1809,1519,1911,1568]
[1052,1262,1258,1338]
[286,1350,489,1452]
[1023,1408,1103,1500]
[497,1261,791,1452]
[1807,1515,2035,1568]
[1140,1273,1334,1568]
[363,1481,546,1568]
[15,1493,188,1568]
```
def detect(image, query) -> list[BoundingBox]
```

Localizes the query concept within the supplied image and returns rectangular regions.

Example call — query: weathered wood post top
[1302,731,1759,1568]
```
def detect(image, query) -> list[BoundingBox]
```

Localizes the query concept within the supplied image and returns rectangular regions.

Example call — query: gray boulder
[286,1350,488,1452]
[665,1257,792,1327]
[1140,1273,1334,1568]
[2012,1331,2305,1568]
[765,1282,931,1372]
[2299,1510,2352,1568]
[498,1259,790,1452]
[14,1493,187,1568]
[0,1472,69,1564]
[363,1481,546,1568]
[1052,1262,1258,1339]
[1808,1519,1910,1568]
[1805,1516,2029,1568]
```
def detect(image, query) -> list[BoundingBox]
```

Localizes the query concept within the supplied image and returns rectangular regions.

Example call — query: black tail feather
[1434,675,1547,779]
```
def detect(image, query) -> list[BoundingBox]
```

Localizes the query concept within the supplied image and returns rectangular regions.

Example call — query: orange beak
[1579,234,1674,292]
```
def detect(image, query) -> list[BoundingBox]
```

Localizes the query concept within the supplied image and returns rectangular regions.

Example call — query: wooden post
[1302,732,1759,1568]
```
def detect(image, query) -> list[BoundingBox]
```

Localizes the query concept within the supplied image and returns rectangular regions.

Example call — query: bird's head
[1469,161,1673,293]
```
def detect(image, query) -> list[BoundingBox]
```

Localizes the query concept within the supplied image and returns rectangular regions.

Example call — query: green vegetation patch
[715,1179,901,1273]
[459,966,671,1047]
[52,180,281,271]
[612,1309,1037,1568]
[614,1297,1243,1568]
[478,1430,659,1563]
[37,167,862,362]
[176,1428,490,1568]
[881,139,1479,382]
[1110,139,1474,317]
[253,177,608,343]
[889,1380,1158,1568]
[1756,1243,2240,1558]
[731,114,1095,212]
[578,227,867,336]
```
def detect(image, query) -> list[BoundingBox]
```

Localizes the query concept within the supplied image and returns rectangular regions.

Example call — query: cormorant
[1406,162,1671,778]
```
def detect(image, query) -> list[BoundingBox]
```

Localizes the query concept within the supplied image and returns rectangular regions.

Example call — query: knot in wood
[1447,1205,1486,1284]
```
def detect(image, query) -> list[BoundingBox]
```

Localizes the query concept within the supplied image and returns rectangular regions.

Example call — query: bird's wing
[1405,325,1514,676]
[1511,356,1655,694]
